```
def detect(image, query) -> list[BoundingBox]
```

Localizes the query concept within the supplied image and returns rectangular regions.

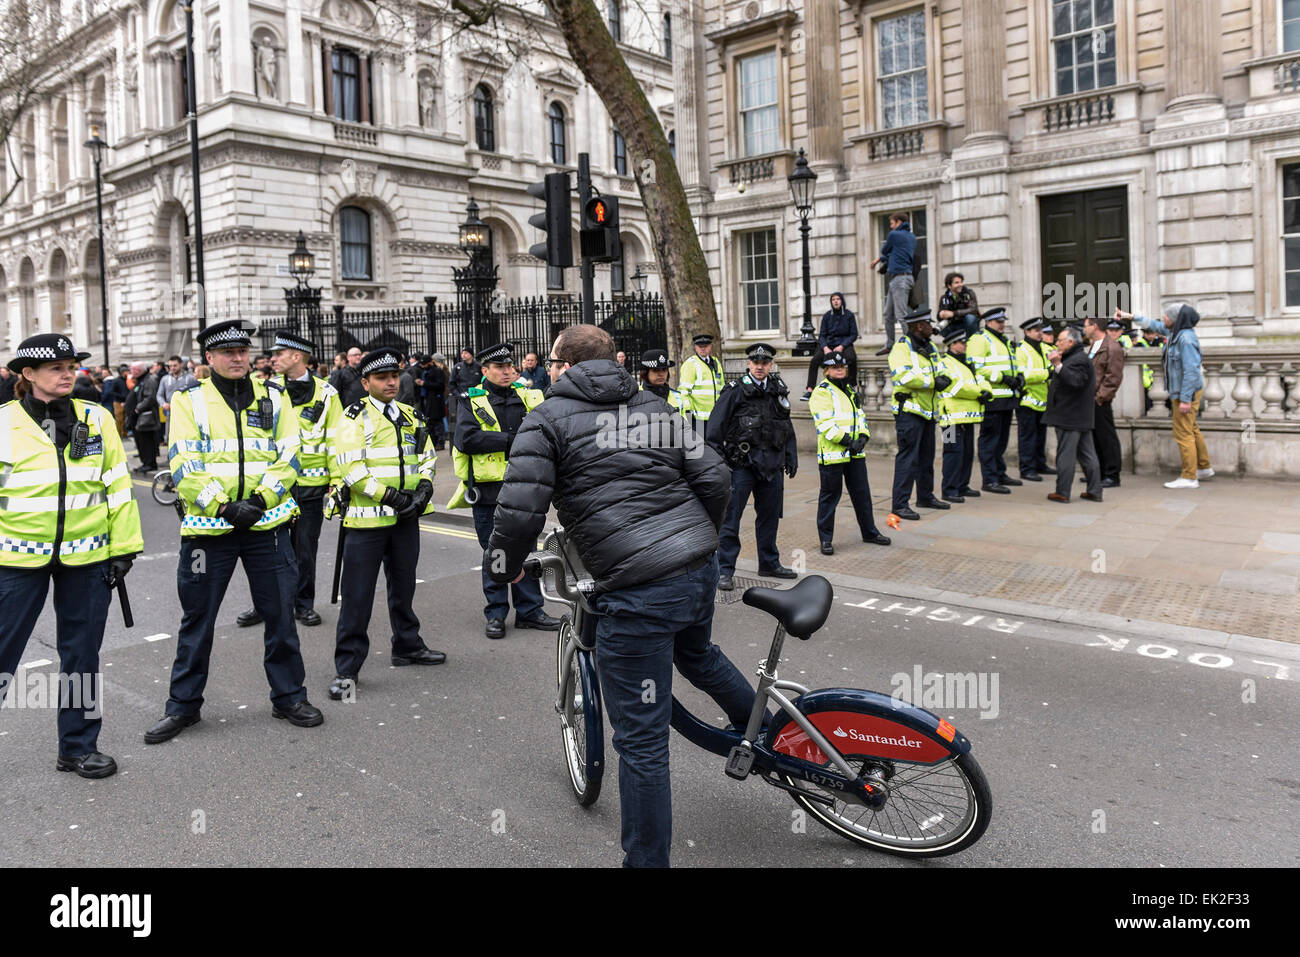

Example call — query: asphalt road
[1,481,1296,867]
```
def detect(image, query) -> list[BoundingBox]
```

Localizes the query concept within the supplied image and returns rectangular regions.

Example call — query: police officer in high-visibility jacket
[937,324,992,503]
[236,330,343,630]
[1014,316,1054,481]
[0,335,143,778]
[808,352,890,555]
[637,348,685,413]
[329,347,443,699]
[888,308,950,520]
[678,334,725,425]
[449,343,560,640]
[966,307,1023,494]
[145,320,322,745]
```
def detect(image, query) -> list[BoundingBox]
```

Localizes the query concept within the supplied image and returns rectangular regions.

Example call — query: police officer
[888,307,949,520]
[967,307,1023,494]
[808,352,890,554]
[0,335,143,778]
[1108,318,1134,349]
[1014,317,1054,481]
[329,347,443,699]
[638,348,685,412]
[678,333,725,426]
[936,324,992,503]
[145,320,322,744]
[236,331,344,630]
[449,343,560,640]
[707,342,798,590]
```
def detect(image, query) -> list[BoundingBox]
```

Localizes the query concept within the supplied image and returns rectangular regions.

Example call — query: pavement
[724,454,1300,650]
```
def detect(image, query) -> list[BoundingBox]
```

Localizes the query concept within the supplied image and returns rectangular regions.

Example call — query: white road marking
[19,659,52,669]
[142,633,170,642]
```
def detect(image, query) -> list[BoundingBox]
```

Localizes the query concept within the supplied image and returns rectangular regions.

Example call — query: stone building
[0,0,676,360]
[675,0,1300,346]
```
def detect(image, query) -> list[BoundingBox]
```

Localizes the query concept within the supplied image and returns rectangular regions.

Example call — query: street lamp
[631,263,648,295]
[84,124,111,365]
[454,197,498,353]
[458,198,488,257]
[788,147,819,356]
[282,231,321,328]
[288,230,315,283]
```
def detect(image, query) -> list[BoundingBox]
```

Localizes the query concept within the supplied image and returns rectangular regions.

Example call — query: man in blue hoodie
[801,292,859,401]
[870,212,918,356]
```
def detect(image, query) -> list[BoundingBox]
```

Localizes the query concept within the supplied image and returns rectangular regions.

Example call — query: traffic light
[580,195,621,263]
[526,172,573,268]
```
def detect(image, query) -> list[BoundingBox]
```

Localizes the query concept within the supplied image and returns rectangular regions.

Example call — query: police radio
[301,400,325,424]
[69,411,93,459]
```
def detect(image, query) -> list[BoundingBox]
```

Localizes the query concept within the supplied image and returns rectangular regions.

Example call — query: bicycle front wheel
[556,619,603,807]
[151,469,178,506]
[784,750,991,858]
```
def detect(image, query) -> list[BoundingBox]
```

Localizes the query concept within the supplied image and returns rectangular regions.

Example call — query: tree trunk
[544,0,719,363]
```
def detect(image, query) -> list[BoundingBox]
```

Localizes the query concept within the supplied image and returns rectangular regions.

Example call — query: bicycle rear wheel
[784,750,991,857]
[151,469,178,506]
[556,619,603,807]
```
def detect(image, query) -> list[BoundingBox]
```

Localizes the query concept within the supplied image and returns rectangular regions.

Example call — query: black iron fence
[257,293,668,370]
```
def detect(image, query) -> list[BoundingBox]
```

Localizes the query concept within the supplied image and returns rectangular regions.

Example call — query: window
[1051,0,1116,95]
[1284,163,1300,306]
[175,52,189,122]
[333,48,361,122]
[877,208,928,305]
[663,13,672,60]
[340,206,372,281]
[474,84,495,151]
[609,2,621,43]
[738,50,779,156]
[739,229,779,332]
[612,127,627,175]
[1285,0,1300,51]
[877,9,927,129]
[611,255,625,293]
[668,129,676,161]
[549,101,567,165]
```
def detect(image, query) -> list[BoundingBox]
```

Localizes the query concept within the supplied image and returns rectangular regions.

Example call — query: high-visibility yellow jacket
[335,396,436,528]
[1015,339,1051,412]
[169,376,301,537]
[678,352,725,420]
[275,373,344,487]
[639,381,685,413]
[808,378,869,465]
[888,336,943,419]
[0,398,143,568]
[1133,337,1157,389]
[447,384,544,509]
[938,353,990,427]
[967,329,1018,401]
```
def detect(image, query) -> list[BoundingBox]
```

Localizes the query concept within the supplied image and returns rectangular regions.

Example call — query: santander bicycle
[522,528,992,858]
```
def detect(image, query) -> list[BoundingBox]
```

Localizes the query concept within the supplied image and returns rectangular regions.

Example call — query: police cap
[197,319,258,352]
[901,306,932,325]
[940,323,969,344]
[475,342,514,365]
[980,307,1008,325]
[8,334,92,373]
[360,348,403,376]
[821,351,849,366]
[692,334,715,346]
[745,342,777,361]
[271,329,316,356]
[640,349,675,370]
[1019,316,1045,332]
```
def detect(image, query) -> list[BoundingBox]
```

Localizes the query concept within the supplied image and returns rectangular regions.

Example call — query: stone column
[802,0,842,164]
[286,0,306,106]
[35,98,52,195]
[223,0,251,96]
[962,0,1007,142]
[1165,0,1222,110]
[669,0,710,198]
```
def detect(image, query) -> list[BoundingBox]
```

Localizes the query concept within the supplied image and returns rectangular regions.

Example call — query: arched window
[612,127,627,176]
[548,101,566,165]
[663,13,672,60]
[340,206,373,281]
[668,128,676,161]
[474,84,495,151]
[608,2,621,43]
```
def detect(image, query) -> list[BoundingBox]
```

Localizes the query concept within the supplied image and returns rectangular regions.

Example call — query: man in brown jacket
[1083,316,1124,488]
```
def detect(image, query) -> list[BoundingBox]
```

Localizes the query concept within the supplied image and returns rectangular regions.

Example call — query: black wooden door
[1039,187,1130,320]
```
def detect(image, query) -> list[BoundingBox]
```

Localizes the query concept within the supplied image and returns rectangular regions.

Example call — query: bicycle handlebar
[523,551,595,616]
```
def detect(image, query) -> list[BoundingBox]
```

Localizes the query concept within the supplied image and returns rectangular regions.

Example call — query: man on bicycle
[485,324,758,867]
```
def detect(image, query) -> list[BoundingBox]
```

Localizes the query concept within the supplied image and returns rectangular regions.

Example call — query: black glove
[785,459,797,479]
[849,436,868,455]
[1013,374,1026,391]
[838,434,856,447]
[105,555,135,587]
[894,391,909,405]
[221,497,264,530]
[978,390,993,405]
[397,480,434,520]
[934,374,952,392]
[382,485,414,514]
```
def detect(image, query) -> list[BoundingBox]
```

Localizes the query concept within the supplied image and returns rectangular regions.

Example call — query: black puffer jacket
[1044,341,1096,431]
[487,359,731,593]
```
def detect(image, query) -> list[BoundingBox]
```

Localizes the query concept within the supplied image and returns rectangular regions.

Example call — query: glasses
[544,357,567,369]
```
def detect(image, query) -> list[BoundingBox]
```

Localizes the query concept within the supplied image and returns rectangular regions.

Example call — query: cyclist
[485,324,759,868]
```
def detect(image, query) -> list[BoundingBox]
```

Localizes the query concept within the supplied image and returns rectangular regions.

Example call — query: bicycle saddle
[741,575,834,639]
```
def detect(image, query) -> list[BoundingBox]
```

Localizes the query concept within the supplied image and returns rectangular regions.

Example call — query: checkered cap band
[361,354,400,375]
[15,346,60,360]
[204,326,252,346]
[477,345,512,364]
[273,333,314,354]
[747,346,775,360]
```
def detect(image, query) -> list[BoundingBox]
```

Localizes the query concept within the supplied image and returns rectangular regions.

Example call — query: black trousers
[168,527,306,716]
[334,519,427,678]
[291,485,326,614]
[941,422,976,498]
[805,351,857,390]
[816,458,880,543]
[892,411,935,511]
[0,561,113,755]
[717,466,784,575]
[135,428,160,469]
[1094,400,1122,481]
[1016,406,1048,473]
[472,502,545,622]
[977,408,1014,485]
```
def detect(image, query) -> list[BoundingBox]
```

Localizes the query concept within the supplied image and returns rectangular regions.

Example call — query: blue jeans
[593,556,757,868]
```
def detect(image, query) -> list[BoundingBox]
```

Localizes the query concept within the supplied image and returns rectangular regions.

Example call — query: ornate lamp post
[84,124,111,364]
[453,198,499,353]
[283,230,321,329]
[631,263,648,297]
[787,148,819,357]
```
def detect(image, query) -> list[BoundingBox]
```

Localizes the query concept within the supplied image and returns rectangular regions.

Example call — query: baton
[330,489,349,605]
[116,579,135,628]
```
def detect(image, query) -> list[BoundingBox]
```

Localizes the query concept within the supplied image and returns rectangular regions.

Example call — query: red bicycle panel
[772,710,952,765]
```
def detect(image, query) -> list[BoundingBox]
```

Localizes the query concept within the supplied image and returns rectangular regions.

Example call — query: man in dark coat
[130,362,162,472]
[449,347,481,425]
[420,354,448,448]
[1044,324,1102,503]
[801,291,859,400]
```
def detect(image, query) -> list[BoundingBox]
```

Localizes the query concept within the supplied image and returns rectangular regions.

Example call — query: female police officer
[0,334,143,778]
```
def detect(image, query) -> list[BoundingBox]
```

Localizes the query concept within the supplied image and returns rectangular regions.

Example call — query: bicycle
[151,468,177,507]
[524,528,992,857]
